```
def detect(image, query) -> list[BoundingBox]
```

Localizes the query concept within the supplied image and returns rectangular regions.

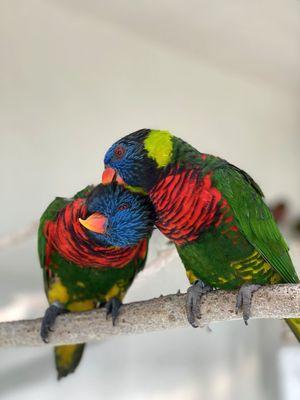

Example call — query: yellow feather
[186,270,198,284]
[68,300,95,312]
[218,277,228,284]
[144,130,173,167]
[104,280,126,302]
[48,278,69,304]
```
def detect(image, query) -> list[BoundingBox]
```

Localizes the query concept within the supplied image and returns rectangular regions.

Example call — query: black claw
[105,298,122,326]
[186,280,212,328]
[40,303,68,343]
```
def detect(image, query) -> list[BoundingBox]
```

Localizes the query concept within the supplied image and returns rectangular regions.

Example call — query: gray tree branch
[0,284,299,347]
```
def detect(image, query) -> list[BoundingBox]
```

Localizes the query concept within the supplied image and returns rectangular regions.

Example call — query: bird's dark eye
[114,145,126,159]
[118,203,130,211]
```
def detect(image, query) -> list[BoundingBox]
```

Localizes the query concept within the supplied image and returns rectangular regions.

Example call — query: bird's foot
[40,302,68,343]
[186,280,212,328]
[105,297,122,326]
[236,284,261,325]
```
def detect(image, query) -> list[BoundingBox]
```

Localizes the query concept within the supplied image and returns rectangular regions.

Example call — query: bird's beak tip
[79,213,107,234]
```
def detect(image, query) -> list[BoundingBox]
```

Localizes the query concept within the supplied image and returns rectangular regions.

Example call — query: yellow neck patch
[144,130,173,168]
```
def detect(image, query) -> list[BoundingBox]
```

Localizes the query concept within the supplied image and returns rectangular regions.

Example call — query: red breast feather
[149,168,230,245]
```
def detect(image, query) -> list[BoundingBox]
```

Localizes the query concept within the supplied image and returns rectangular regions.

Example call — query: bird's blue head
[79,183,155,247]
[103,129,174,192]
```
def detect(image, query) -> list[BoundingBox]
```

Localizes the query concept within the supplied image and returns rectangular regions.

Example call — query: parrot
[101,128,300,341]
[38,183,154,379]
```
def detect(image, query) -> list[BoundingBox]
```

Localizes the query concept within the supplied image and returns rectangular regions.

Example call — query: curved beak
[79,212,107,234]
[102,167,125,185]
[102,167,116,185]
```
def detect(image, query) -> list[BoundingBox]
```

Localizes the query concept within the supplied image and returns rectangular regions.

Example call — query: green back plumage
[213,165,299,284]
[163,134,298,284]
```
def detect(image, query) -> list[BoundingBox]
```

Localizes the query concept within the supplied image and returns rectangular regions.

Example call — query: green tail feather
[285,318,300,343]
[55,343,85,380]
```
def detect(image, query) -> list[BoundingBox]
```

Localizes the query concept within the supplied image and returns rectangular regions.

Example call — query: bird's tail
[54,343,85,380]
[285,318,300,343]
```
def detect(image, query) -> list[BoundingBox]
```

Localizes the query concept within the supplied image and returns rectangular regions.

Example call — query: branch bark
[0,284,299,347]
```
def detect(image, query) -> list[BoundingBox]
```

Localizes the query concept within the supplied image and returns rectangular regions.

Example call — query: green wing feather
[214,165,299,284]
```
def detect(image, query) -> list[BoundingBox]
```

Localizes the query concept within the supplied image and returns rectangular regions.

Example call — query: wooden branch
[0,284,299,347]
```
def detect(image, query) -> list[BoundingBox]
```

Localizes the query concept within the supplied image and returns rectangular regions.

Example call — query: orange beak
[102,167,125,185]
[102,167,116,185]
[79,212,107,234]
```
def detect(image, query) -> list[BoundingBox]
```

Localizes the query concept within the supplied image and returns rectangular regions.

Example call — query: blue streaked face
[103,129,159,190]
[85,183,154,247]
[104,140,147,187]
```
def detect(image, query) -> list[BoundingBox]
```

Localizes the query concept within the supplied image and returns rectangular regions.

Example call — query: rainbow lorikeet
[38,183,154,379]
[102,129,300,341]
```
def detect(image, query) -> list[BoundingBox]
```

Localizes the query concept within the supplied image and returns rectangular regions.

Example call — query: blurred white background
[0,1,300,399]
